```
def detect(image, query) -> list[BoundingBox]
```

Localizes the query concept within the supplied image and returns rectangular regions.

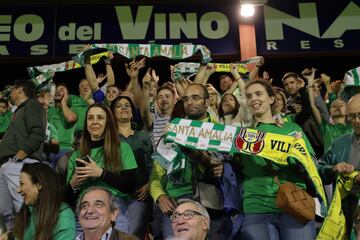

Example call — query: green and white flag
[73,43,212,66]
[166,118,237,153]
[344,66,360,87]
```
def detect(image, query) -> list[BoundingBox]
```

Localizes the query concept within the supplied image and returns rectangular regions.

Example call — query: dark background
[1,0,359,94]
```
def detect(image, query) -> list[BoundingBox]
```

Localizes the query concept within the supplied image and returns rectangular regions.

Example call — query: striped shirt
[150,103,171,151]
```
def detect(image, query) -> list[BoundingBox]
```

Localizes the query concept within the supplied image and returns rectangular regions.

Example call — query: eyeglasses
[347,112,360,122]
[181,95,207,104]
[170,210,204,223]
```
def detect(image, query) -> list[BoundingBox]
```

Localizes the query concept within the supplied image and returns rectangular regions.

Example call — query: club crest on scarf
[234,128,266,154]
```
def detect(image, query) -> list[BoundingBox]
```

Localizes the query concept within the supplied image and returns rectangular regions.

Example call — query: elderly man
[170,199,210,240]
[318,93,360,238]
[76,186,138,240]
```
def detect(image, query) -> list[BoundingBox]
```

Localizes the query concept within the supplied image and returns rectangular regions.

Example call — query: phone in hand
[76,155,91,168]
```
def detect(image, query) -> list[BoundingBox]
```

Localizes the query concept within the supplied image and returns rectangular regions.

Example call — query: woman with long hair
[110,95,153,239]
[239,79,316,240]
[218,93,253,127]
[66,103,137,234]
[206,84,220,121]
[13,163,75,240]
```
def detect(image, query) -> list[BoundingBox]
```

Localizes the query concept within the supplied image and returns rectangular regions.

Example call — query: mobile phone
[76,155,91,167]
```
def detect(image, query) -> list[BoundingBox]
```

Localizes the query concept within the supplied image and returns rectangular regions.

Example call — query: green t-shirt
[165,152,193,199]
[0,111,12,134]
[320,120,353,152]
[239,122,313,214]
[66,142,137,199]
[22,203,75,240]
[48,106,76,150]
[69,95,88,134]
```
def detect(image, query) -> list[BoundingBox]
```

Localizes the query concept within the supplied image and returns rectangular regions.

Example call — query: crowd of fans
[0,50,360,240]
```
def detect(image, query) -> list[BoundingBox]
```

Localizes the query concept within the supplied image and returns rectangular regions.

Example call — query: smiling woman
[12,163,75,240]
[237,80,317,240]
[66,102,138,235]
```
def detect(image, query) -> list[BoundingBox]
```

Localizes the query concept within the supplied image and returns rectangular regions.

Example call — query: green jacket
[318,133,354,185]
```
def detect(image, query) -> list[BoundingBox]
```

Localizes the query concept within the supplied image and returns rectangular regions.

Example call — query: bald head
[347,94,360,137]
[347,94,360,114]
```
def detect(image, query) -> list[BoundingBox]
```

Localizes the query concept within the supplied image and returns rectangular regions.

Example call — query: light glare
[240,4,255,17]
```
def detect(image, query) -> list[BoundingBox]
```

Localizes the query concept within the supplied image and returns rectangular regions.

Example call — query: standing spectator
[72,78,93,135]
[0,79,46,230]
[205,84,220,122]
[239,79,316,240]
[76,186,138,240]
[218,93,253,127]
[66,103,137,233]
[170,199,210,240]
[48,83,77,167]
[110,95,153,239]
[37,90,59,161]
[141,68,176,149]
[306,69,353,152]
[282,72,323,157]
[12,163,75,240]
[150,83,226,239]
[0,99,12,139]
[318,93,360,239]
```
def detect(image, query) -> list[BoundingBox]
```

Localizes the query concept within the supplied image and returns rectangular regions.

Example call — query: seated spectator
[76,186,138,240]
[170,199,210,240]
[66,103,137,233]
[12,163,75,240]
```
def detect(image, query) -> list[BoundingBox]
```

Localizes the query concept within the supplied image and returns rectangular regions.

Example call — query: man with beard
[318,94,360,239]
[47,83,77,167]
[0,79,46,230]
[150,83,226,239]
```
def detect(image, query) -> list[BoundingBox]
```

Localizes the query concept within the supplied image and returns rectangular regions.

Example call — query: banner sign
[0,3,240,58]
[255,0,360,54]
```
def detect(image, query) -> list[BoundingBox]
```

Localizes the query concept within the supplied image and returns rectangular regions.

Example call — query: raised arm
[225,63,246,95]
[60,91,77,124]
[249,56,264,81]
[194,63,216,85]
[140,68,157,130]
[125,58,146,107]
[303,68,322,126]
[104,52,115,86]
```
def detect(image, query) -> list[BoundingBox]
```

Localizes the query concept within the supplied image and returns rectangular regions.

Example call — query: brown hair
[218,93,240,119]
[81,103,121,172]
[245,79,275,98]
[14,163,63,240]
[282,72,299,83]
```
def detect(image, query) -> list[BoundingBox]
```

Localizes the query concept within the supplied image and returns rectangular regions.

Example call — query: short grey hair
[76,186,118,215]
[176,199,210,229]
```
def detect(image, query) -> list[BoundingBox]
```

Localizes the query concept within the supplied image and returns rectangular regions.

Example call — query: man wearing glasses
[318,93,360,238]
[170,199,210,240]
[150,83,225,239]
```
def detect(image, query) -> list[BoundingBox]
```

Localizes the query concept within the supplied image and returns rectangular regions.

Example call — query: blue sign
[0,3,240,58]
[255,0,360,54]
